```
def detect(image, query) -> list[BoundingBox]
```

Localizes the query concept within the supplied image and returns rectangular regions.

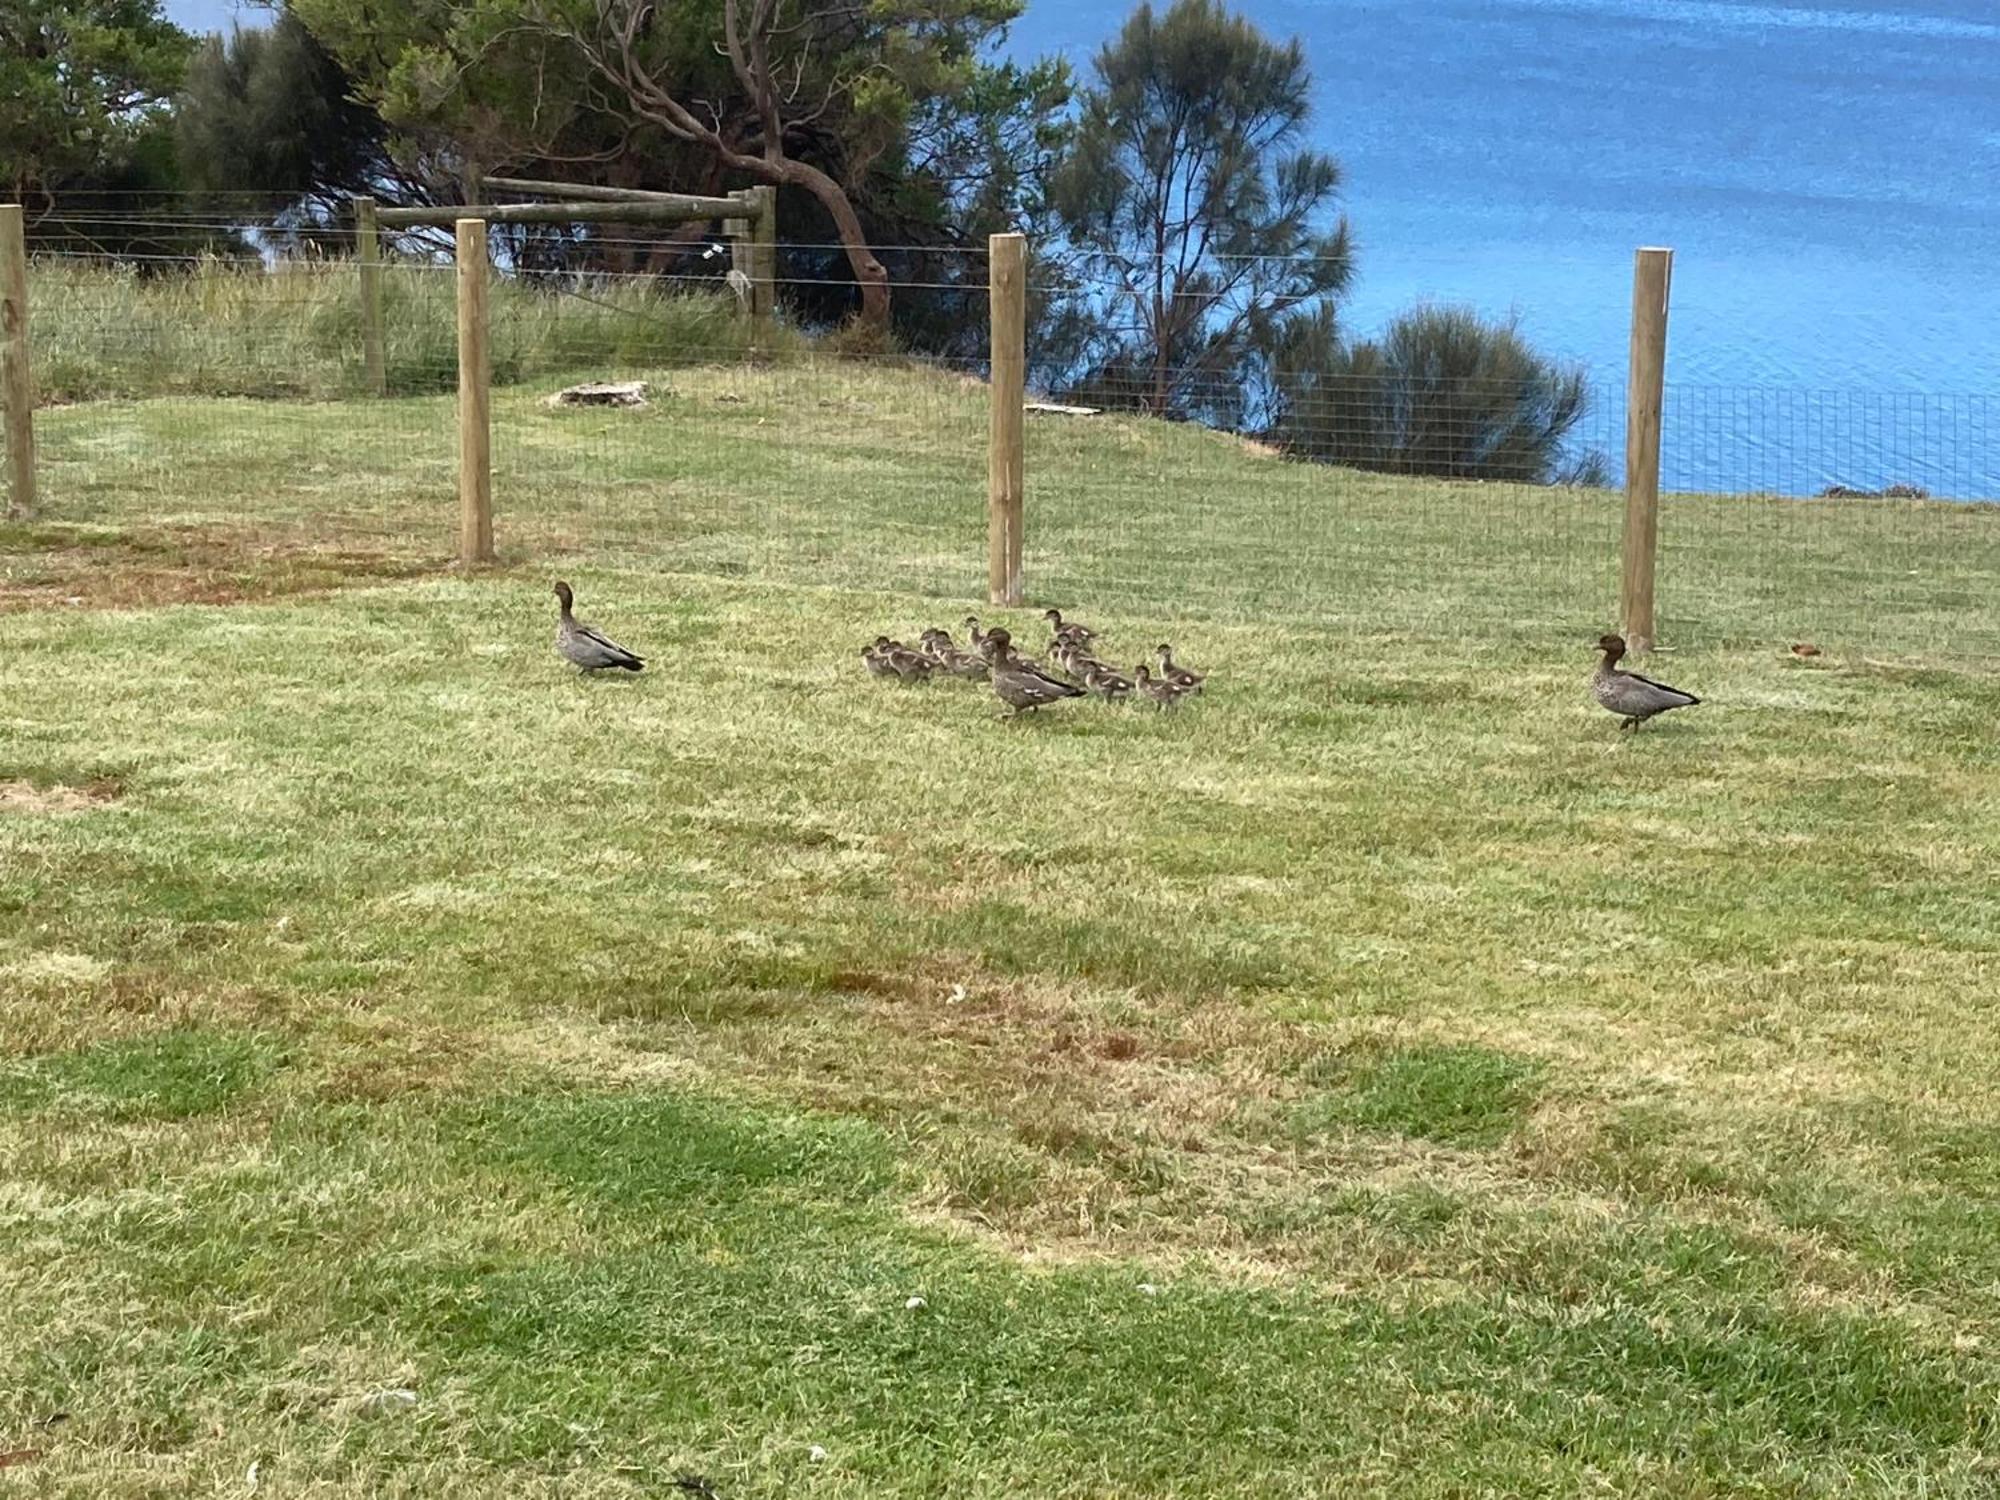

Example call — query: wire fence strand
[5,236,1998,660]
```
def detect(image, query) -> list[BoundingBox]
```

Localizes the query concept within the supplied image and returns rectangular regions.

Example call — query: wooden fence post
[1623,246,1673,652]
[748,184,777,324]
[355,196,387,397]
[725,191,754,316]
[456,218,494,565]
[1,204,35,521]
[987,232,1026,606]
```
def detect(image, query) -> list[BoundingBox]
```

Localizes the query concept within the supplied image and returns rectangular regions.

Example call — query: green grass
[30,259,787,402]
[16,356,2000,658]
[4,348,2000,1494]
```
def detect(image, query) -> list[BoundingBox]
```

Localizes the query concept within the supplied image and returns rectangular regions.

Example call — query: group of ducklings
[862,608,1206,716]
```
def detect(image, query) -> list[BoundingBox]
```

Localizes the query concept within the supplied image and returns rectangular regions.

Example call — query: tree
[177,14,408,238]
[0,0,192,202]
[287,0,1047,327]
[1047,0,1351,420]
[1270,304,1600,485]
[541,0,1035,327]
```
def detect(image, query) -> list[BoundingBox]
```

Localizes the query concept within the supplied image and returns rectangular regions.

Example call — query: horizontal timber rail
[481,177,730,206]
[377,197,742,228]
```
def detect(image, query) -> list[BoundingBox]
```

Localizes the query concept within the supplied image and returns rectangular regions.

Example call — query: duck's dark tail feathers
[618,658,645,672]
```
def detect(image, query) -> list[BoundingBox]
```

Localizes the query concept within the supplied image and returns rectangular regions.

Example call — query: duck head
[553,580,575,612]
[1596,633,1627,662]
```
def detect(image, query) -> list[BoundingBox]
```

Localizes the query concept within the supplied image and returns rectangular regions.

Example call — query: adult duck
[1592,634,1699,730]
[553,581,644,673]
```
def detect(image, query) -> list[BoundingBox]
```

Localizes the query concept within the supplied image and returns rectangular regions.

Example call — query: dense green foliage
[175,13,397,236]
[1272,304,1600,484]
[0,0,191,200]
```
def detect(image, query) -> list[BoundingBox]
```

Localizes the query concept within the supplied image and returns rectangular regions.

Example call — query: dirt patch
[0,777,122,814]
[0,523,439,612]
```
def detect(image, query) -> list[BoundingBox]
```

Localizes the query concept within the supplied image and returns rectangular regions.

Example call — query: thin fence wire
[4,230,1998,661]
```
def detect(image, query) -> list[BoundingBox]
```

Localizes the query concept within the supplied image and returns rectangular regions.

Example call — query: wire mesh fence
[6,223,1999,661]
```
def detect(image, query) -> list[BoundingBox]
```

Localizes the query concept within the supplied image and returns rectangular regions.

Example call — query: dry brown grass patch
[0,524,437,612]
[0,777,121,814]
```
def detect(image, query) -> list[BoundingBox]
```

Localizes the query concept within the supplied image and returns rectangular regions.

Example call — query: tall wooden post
[987,232,1026,606]
[456,218,494,565]
[725,190,754,315]
[1623,247,1673,653]
[747,184,777,324]
[354,196,387,397]
[0,205,34,521]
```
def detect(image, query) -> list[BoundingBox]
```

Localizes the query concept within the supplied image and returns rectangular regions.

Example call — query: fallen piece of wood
[1025,400,1099,416]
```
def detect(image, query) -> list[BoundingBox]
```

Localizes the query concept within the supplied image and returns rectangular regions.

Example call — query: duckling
[963,616,990,653]
[1050,638,1099,680]
[1592,633,1700,730]
[1156,644,1204,693]
[861,639,896,678]
[553,581,645,673]
[1133,664,1184,710]
[1042,608,1097,645]
[1083,663,1135,701]
[883,642,936,682]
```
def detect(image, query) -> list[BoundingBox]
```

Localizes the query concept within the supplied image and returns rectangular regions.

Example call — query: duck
[1050,638,1100,681]
[553,581,645,673]
[1156,644,1204,693]
[1133,664,1184,710]
[1592,633,1700,730]
[890,653,935,683]
[941,649,989,681]
[882,640,935,682]
[861,638,897,678]
[980,628,1083,715]
[1043,608,1097,645]
[1083,663,1135,701]
[992,653,1087,716]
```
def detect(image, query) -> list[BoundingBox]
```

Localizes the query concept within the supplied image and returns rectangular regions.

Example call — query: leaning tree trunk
[774,157,890,327]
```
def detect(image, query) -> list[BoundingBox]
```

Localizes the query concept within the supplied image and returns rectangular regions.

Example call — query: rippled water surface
[1010,0,2000,493]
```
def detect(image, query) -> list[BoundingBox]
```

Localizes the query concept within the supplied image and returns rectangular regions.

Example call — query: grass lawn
[3,360,2000,1496]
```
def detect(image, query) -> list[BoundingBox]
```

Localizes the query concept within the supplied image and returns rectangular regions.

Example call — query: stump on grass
[546,381,651,409]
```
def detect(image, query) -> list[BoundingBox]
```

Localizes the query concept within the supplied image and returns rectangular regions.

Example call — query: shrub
[1272,304,1594,485]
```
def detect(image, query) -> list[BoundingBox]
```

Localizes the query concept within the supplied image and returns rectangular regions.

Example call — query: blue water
[1005,0,2000,494]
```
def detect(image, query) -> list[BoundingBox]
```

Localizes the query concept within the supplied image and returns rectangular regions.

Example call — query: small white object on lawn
[356,1389,418,1418]
[905,1295,927,1311]
[809,1445,828,1463]
[1139,1283,1161,1296]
